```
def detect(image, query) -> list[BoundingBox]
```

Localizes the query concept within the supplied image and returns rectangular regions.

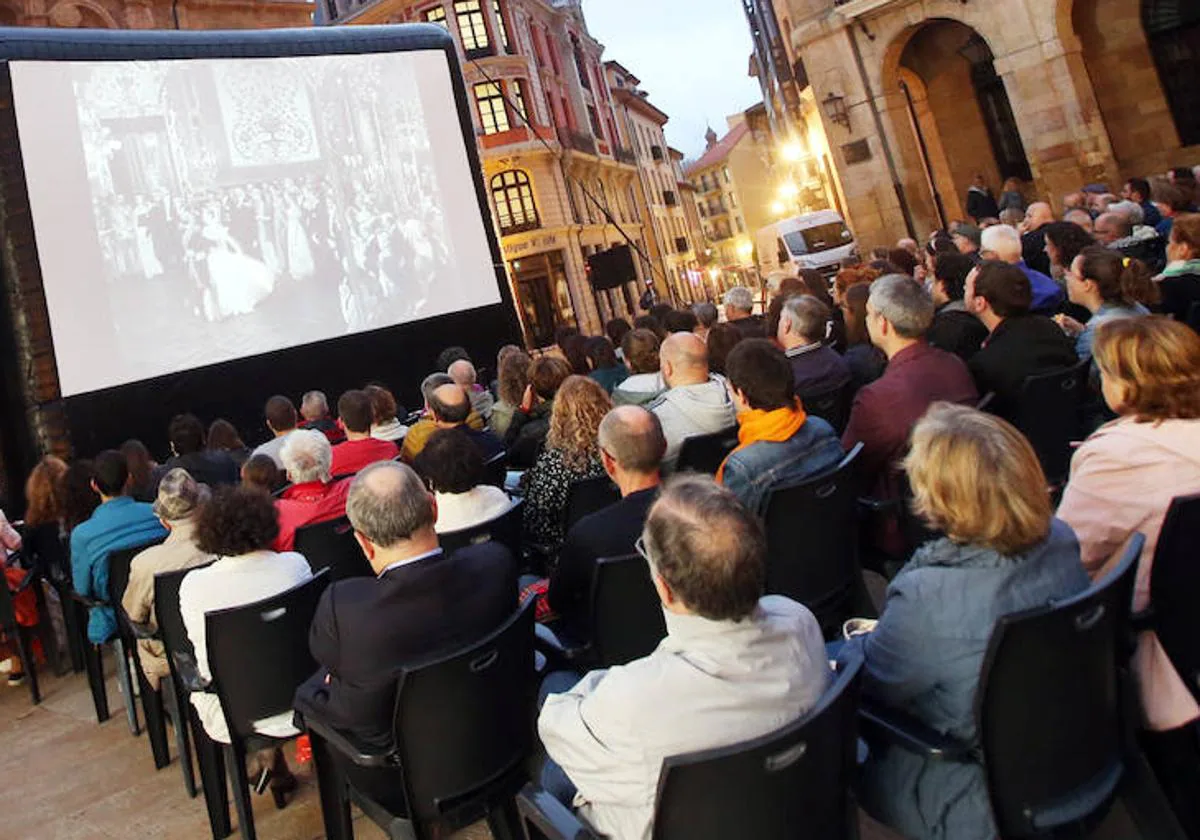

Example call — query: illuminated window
[510,79,528,123]
[422,5,447,27]
[492,170,539,234]
[454,0,490,54]
[474,82,510,134]
[492,0,510,53]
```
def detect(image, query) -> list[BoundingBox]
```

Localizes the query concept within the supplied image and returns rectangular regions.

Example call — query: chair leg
[163,678,198,798]
[62,595,85,674]
[33,584,64,678]
[83,642,110,723]
[309,731,353,840]
[138,667,170,770]
[112,638,140,736]
[192,705,231,839]
[14,625,40,705]
[223,740,257,840]
[485,798,524,840]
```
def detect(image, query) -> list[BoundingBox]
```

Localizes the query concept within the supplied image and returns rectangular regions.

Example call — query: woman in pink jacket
[1058,316,1200,835]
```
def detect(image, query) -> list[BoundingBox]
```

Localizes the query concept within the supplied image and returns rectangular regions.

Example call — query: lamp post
[822,90,850,130]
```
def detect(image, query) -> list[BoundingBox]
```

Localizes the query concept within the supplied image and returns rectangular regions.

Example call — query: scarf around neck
[716,400,808,482]
[1161,259,1200,278]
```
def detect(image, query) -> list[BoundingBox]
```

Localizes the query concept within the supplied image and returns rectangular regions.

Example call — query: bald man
[401,383,503,463]
[648,332,736,470]
[448,358,494,421]
[1021,201,1055,275]
[1093,211,1132,246]
[546,406,666,636]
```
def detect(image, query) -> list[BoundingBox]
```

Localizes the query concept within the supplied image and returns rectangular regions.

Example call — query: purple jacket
[1017,260,1064,314]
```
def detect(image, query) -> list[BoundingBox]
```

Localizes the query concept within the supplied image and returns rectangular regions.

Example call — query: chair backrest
[0,569,17,627]
[976,533,1142,837]
[563,476,621,532]
[653,654,863,840]
[393,597,536,822]
[482,450,508,489]
[675,426,740,475]
[439,498,524,558]
[589,554,667,668]
[800,381,854,435]
[22,523,70,584]
[1013,358,1090,486]
[1186,300,1200,334]
[1149,493,1200,706]
[762,445,862,638]
[206,571,330,739]
[156,561,213,667]
[294,517,372,581]
[106,539,167,615]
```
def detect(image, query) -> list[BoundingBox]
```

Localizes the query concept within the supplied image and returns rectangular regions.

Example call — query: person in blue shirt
[980,223,1064,314]
[70,449,167,644]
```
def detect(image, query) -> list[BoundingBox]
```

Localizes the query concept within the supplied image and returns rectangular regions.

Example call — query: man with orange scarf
[717,339,844,515]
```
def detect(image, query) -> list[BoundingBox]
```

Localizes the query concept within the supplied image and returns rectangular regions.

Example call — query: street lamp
[780,141,803,162]
[736,239,753,263]
[778,183,799,200]
[770,200,786,215]
[822,90,850,130]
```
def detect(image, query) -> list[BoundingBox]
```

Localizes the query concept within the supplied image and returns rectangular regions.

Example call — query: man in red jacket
[330,390,399,478]
[274,429,351,551]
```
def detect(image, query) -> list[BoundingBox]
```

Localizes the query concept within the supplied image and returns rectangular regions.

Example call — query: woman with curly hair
[521,375,612,547]
[416,428,512,533]
[492,345,531,438]
[178,484,311,804]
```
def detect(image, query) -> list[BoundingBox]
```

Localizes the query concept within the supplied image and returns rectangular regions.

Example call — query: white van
[756,210,857,280]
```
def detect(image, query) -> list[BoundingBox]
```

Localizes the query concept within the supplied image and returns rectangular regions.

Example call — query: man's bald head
[428,382,470,424]
[598,406,666,476]
[346,462,435,548]
[660,332,710,388]
[1094,212,1131,245]
[1025,202,1054,230]
[447,359,477,386]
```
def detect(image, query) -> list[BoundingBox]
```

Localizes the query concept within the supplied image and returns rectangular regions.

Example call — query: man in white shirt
[250,395,299,468]
[538,474,830,840]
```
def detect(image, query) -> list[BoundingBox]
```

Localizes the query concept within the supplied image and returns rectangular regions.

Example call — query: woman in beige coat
[1058,316,1200,835]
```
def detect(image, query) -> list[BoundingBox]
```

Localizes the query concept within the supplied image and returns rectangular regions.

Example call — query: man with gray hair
[842,274,977,492]
[401,372,488,463]
[299,389,345,445]
[294,461,516,778]
[648,332,736,469]
[546,406,666,635]
[980,223,1063,313]
[691,301,718,342]
[1095,208,1168,272]
[122,468,213,688]
[539,474,829,839]
[723,285,765,339]
[776,294,851,398]
[274,429,351,551]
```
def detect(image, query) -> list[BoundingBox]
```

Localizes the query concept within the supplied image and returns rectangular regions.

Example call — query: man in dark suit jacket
[151,413,239,493]
[294,461,516,807]
[547,406,664,638]
[842,275,979,495]
[926,252,988,361]
[964,261,1077,421]
[723,286,765,339]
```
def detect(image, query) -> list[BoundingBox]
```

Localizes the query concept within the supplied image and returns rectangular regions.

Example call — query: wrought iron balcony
[614,145,636,165]
[558,128,597,155]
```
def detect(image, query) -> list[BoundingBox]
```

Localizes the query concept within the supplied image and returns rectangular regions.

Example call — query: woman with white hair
[273,429,351,551]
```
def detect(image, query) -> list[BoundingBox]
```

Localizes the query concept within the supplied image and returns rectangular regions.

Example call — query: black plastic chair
[518,652,864,840]
[536,553,667,672]
[1186,300,1200,334]
[800,381,854,435]
[301,597,537,840]
[1142,493,1200,705]
[107,541,171,771]
[0,564,42,704]
[483,450,508,489]
[762,444,869,639]
[156,563,227,837]
[675,425,739,475]
[563,476,620,532]
[860,534,1143,839]
[1011,358,1090,488]
[440,498,524,559]
[22,524,83,674]
[206,571,330,840]
[294,517,372,581]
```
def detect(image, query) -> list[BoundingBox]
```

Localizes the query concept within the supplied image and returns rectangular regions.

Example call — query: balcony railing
[614,145,636,165]
[558,128,597,155]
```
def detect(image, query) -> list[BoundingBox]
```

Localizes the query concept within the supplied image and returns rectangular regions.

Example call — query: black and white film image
[68,54,479,382]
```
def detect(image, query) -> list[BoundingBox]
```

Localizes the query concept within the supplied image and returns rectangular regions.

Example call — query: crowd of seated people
[5,175,1200,840]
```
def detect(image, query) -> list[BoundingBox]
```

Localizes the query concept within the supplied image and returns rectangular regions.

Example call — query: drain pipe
[846,22,916,239]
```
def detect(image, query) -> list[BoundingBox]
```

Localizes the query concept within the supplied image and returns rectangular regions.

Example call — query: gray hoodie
[649,375,737,470]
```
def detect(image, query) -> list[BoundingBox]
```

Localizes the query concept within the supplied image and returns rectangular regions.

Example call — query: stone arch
[47,0,119,28]
[0,4,22,25]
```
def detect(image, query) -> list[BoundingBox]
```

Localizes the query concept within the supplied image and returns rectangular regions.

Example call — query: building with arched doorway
[765,0,1199,249]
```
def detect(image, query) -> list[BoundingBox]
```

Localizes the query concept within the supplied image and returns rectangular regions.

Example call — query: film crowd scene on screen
[5,19,1200,840]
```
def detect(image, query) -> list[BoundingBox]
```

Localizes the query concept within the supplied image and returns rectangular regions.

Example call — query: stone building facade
[328,0,664,346]
[0,0,311,30]
[765,0,1199,249]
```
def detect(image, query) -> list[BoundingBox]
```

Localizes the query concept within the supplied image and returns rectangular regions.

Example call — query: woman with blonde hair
[839,403,1087,840]
[521,375,612,547]
[1057,316,1200,834]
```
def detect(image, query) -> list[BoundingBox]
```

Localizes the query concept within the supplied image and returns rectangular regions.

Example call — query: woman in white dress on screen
[283,184,315,281]
[133,195,164,280]
[200,203,276,322]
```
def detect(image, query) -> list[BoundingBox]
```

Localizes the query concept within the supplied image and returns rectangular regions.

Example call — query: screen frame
[0,26,525,503]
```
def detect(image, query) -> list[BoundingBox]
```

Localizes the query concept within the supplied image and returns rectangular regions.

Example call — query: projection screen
[11,49,502,397]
